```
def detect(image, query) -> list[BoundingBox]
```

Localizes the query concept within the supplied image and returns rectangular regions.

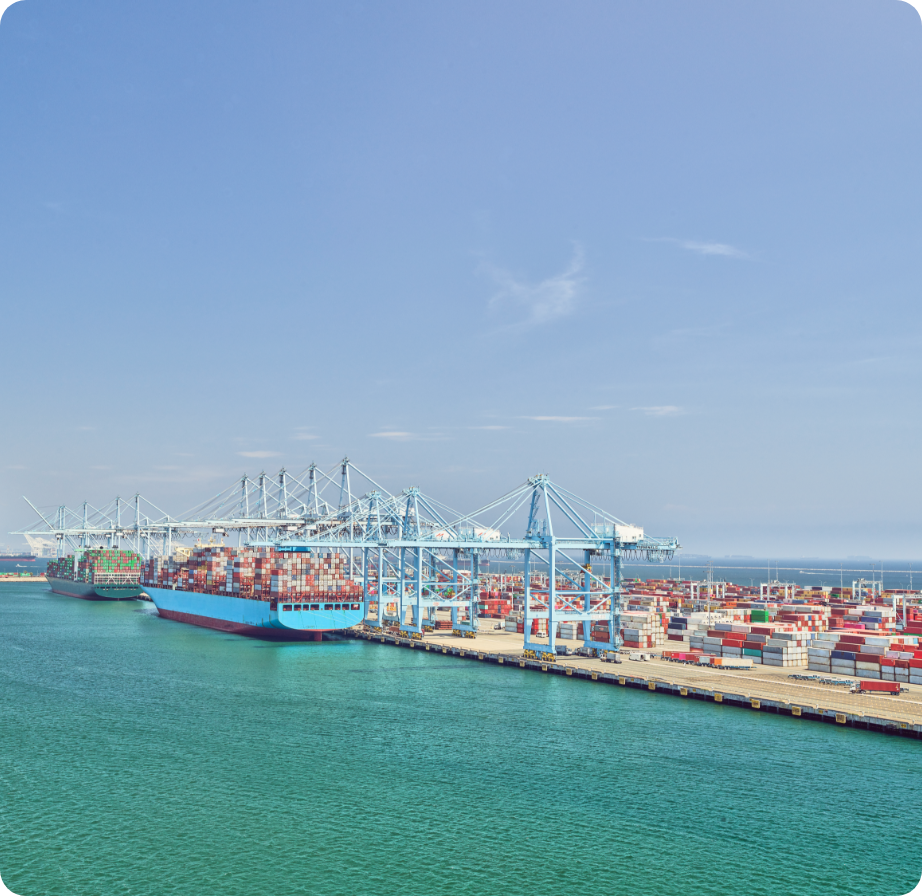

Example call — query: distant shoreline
[0,574,46,582]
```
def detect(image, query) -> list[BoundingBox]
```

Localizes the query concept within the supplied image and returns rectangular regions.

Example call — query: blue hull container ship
[141,546,365,641]
[144,586,364,640]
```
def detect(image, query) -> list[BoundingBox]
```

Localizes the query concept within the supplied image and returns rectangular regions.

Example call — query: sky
[1,0,921,558]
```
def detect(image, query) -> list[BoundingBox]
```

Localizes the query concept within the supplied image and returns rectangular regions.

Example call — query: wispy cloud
[7,464,27,470]
[589,404,618,411]
[371,431,414,440]
[470,425,510,431]
[484,245,585,328]
[293,433,318,441]
[370,431,448,442]
[632,406,684,417]
[238,450,281,458]
[678,240,746,258]
[650,237,748,259]
[521,415,598,423]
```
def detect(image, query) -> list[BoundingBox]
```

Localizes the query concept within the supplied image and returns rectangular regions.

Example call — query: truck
[851,680,902,695]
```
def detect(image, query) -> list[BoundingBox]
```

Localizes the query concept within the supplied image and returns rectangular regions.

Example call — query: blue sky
[1,0,921,557]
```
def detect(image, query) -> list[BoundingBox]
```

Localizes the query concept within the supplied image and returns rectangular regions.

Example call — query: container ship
[46,548,144,600]
[140,545,364,640]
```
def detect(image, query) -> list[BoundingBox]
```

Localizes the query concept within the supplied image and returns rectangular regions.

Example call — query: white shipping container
[831,662,856,672]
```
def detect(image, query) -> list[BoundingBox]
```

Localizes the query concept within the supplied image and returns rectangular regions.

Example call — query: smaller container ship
[46,548,144,600]
[141,545,364,640]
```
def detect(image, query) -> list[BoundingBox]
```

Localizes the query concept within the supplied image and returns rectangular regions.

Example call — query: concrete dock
[351,626,922,739]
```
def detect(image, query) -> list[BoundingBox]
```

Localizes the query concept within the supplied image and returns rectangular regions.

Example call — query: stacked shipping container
[141,546,362,604]
[47,549,142,584]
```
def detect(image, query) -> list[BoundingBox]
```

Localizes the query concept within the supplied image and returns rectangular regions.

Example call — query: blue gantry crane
[15,461,679,659]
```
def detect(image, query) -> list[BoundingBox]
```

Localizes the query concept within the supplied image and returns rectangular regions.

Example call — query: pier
[350,626,922,739]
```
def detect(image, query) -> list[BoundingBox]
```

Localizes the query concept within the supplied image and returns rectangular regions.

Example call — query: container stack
[476,596,513,618]
[808,632,922,679]
[622,611,665,650]
[688,620,811,666]
[48,549,142,584]
[502,616,543,635]
[557,621,578,640]
[666,615,689,641]
[141,546,363,604]
[828,605,898,632]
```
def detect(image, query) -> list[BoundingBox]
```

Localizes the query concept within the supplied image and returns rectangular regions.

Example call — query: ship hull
[145,586,363,641]
[47,576,142,601]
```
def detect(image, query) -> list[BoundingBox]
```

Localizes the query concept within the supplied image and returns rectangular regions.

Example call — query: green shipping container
[743,648,763,657]
[750,609,769,623]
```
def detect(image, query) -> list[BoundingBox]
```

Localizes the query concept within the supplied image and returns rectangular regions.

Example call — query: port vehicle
[555,644,574,656]
[851,680,902,695]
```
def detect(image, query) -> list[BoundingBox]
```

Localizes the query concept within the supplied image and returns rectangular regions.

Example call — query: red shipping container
[859,680,900,693]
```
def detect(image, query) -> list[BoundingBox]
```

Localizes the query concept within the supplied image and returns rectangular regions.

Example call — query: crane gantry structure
[14,460,679,660]
[14,460,375,558]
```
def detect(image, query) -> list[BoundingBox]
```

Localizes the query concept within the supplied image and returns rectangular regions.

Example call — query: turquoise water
[1,582,920,896]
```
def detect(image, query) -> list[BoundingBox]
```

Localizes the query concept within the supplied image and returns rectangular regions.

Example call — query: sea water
[1,581,920,896]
